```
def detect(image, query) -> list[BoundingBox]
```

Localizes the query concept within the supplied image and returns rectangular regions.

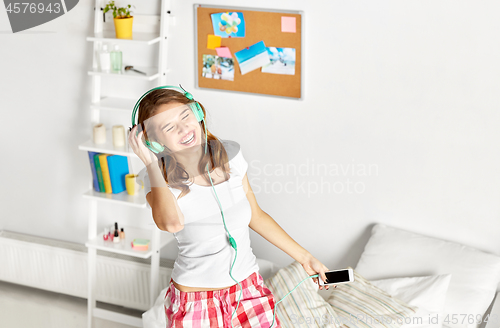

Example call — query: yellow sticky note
[207,35,222,50]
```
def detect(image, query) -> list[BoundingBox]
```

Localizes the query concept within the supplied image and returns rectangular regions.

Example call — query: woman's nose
[178,123,190,136]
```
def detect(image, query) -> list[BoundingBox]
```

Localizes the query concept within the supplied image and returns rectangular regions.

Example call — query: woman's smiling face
[150,102,203,153]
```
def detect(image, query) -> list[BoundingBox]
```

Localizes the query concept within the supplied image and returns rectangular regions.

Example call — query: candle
[112,125,125,147]
[93,123,106,144]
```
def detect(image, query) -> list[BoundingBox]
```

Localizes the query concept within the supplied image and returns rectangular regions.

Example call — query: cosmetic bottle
[109,224,114,241]
[110,44,122,73]
[120,228,125,240]
[113,230,120,243]
[113,222,120,243]
[103,227,109,241]
[99,44,111,73]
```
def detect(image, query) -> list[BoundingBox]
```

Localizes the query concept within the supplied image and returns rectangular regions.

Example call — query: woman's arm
[146,162,185,233]
[242,174,332,289]
[243,173,308,263]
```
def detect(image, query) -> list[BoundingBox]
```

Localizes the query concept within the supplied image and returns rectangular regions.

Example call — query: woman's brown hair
[137,88,230,199]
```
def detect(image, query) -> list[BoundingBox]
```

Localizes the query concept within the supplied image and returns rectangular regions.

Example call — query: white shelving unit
[80,1,174,327]
[88,65,160,81]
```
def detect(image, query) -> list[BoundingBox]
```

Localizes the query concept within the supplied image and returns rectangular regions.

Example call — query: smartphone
[318,268,354,286]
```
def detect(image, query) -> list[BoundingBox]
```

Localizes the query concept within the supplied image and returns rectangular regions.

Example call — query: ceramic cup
[125,174,140,195]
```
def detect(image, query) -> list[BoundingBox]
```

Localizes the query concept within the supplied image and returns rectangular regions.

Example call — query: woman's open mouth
[179,130,196,146]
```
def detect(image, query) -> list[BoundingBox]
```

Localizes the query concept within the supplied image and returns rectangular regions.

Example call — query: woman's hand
[128,125,157,167]
[300,254,337,290]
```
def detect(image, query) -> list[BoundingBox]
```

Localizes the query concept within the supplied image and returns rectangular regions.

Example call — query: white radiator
[0,230,174,312]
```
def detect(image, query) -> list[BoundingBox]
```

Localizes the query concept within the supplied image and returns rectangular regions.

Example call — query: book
[93,153,105,192]
[132,238,150,246]
[107,155,129,194]
[131,238,150,251]
[98,154,112,194]
[87,151,100,192]
[131,243,149,251]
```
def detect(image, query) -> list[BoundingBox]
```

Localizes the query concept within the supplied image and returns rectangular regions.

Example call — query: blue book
[106,155,129,194]
[87,151,101,192]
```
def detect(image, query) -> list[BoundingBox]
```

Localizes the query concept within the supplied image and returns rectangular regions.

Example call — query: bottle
[113,222,120,243]
[109,224,114,241]
[113,229,120,243]
[103,227,109,241]
[110,44,122,73]
[119,227,125,240]
[99,44,111,73]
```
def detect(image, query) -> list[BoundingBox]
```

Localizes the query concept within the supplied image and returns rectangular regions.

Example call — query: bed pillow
[327,266,418,328]
[370,274,452,328]
[264,260,341,328]
[355,223,500,328]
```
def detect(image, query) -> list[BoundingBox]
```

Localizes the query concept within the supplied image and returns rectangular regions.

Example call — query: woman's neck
[176,146,208,176]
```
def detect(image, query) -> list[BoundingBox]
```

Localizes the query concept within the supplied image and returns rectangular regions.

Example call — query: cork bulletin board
[194,5,303,99]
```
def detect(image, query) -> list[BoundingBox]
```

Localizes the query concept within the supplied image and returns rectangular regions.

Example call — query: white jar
[99,44,111,73]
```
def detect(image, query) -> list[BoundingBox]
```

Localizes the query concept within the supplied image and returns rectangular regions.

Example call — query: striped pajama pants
[164,271,282,328]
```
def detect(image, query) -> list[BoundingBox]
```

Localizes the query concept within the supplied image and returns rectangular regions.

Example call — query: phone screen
[325,270,350,283]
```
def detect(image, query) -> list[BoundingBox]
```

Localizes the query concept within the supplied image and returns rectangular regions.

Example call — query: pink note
[281,16,296,33]
[216,47,232,58]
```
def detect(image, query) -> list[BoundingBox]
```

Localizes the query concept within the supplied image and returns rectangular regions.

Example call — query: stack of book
[87,151,130,194]
[131,238,150,251]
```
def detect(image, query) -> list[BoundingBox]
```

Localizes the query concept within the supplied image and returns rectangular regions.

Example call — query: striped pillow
[326,267,418,328]
[264,260,341,328]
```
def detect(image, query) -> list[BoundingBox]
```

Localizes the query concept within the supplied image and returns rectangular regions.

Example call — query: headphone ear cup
[190,102,204,122]
[145,140,164,154]
[151,141,165,153]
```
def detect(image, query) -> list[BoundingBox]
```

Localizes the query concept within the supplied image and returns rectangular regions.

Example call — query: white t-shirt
[137,140,260,287]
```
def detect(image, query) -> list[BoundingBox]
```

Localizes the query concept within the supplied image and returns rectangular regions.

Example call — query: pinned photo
[202,54,235,81]
[261,47,296,75]
[211,12,246,38]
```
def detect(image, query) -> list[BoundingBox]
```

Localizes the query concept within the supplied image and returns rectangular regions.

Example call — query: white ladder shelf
[81,0,173,327]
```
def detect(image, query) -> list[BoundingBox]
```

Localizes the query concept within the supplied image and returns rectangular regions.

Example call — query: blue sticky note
[234,41,270,75]
[234,41,267,63]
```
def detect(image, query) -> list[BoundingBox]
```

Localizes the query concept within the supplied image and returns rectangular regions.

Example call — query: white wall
[1,0,499,272]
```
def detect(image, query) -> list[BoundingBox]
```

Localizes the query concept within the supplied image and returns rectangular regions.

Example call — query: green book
[132,238,150,246]
[93,153,105,192]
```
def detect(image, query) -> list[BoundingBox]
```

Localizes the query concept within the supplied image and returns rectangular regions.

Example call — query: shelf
[90,97,137,112]
[87,31,161,45]
[83,188,147,208]
[88,66,159,81]
[85,224,175,259]
[78,130,135,157]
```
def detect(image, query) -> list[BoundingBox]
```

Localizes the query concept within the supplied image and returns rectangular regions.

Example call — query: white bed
[143,224,500,328]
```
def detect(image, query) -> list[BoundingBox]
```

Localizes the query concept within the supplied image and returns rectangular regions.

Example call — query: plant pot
[113,16,133,39]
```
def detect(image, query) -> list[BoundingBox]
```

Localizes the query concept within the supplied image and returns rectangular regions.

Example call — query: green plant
[103,1,135,19]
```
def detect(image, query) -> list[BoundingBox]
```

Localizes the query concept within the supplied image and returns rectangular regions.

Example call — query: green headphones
[130,85,205,154]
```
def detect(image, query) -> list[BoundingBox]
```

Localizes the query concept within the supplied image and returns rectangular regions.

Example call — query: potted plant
[103,1,135,39]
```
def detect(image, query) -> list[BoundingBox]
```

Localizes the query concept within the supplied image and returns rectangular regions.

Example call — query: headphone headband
[129,84,206,154]
[130,84,201,129]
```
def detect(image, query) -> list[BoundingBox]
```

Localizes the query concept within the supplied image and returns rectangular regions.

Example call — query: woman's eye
[163,114,188,132]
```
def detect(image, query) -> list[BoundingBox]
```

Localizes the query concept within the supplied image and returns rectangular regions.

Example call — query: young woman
[128,88,335,328]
